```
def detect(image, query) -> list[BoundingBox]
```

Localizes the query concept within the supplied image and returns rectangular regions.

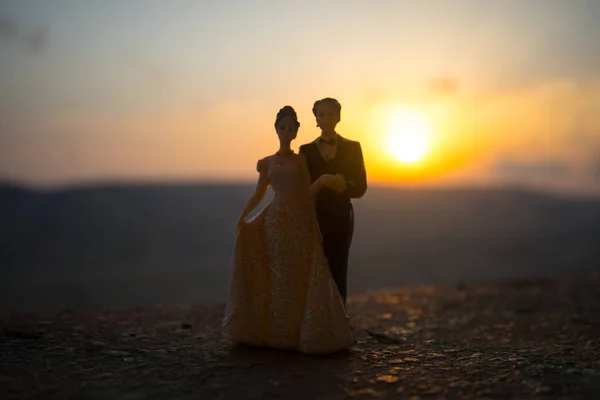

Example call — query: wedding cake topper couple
[223,97,367,354]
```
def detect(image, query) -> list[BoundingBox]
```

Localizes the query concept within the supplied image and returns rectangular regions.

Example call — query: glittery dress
[222,154,356,354]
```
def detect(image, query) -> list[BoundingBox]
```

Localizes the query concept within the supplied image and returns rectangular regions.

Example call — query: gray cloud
[27,26,48,52]
[0,16,18,38]
[428,77,458,96]
[120,50,172,94]
[492,159,572,180]
[0,15,48,53]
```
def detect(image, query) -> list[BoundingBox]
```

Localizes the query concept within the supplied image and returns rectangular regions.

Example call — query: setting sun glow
[386,110,432,164]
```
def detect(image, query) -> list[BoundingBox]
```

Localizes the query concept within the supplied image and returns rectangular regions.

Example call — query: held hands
[319,174,347,193]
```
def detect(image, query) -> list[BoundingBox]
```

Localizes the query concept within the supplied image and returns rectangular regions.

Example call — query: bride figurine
[222,105,355,354]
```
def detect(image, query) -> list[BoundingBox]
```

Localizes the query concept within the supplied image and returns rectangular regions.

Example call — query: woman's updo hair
[275,105,300,129]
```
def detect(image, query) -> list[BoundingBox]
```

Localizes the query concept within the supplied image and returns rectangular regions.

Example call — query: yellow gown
[222,154,355,354]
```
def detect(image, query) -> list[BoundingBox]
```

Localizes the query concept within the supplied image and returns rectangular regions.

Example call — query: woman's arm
[237,159,270,230]
[298,154,332,198]
[310,175,335,197]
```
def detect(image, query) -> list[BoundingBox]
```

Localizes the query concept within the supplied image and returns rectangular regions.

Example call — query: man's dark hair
[312,97,341,119]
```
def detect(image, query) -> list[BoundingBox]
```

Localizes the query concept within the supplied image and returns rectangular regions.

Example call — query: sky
[1,0,600,194]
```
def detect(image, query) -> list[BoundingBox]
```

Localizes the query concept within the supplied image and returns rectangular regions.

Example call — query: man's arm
[344,142,367,198]
[299,144,307,158]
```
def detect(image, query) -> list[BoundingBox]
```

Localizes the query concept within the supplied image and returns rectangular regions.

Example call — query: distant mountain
[1,182,599,311]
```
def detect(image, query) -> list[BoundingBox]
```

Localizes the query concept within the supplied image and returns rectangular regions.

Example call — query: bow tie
[320,137,337,146]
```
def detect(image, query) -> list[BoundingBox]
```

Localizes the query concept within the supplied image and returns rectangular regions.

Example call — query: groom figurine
[300,97,367,303]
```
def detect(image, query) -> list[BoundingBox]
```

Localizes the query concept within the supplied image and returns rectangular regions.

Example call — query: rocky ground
[1,273,600,399]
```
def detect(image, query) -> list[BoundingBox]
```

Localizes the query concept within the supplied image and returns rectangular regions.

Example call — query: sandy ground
[1,273,600,399]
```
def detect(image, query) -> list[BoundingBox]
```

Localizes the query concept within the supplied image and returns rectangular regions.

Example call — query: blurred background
[1,0,599,311]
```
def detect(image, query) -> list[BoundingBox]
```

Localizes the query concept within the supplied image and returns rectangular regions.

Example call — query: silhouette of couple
[223,98,367,354]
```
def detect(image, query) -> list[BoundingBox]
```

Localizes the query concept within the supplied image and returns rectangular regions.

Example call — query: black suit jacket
[299,135,367,218]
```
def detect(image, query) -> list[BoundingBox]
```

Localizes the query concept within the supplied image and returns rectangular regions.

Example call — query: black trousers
[317,205,354,303]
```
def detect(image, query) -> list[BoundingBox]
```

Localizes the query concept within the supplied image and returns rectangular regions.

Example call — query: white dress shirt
[316,136,338,162]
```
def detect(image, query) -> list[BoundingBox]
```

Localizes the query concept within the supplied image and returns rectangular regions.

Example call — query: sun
[386,110,431,163]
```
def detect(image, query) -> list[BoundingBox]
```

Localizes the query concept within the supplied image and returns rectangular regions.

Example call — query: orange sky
[1,1,599,194]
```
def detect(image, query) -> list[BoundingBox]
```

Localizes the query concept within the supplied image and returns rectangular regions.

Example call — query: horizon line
[2,177,600,200]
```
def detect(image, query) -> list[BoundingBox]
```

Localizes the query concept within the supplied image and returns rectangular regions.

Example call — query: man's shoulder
[339,136,362,148]
[299,140,318,151]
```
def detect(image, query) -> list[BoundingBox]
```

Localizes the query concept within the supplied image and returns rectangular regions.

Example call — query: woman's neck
[277,143,293,156]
